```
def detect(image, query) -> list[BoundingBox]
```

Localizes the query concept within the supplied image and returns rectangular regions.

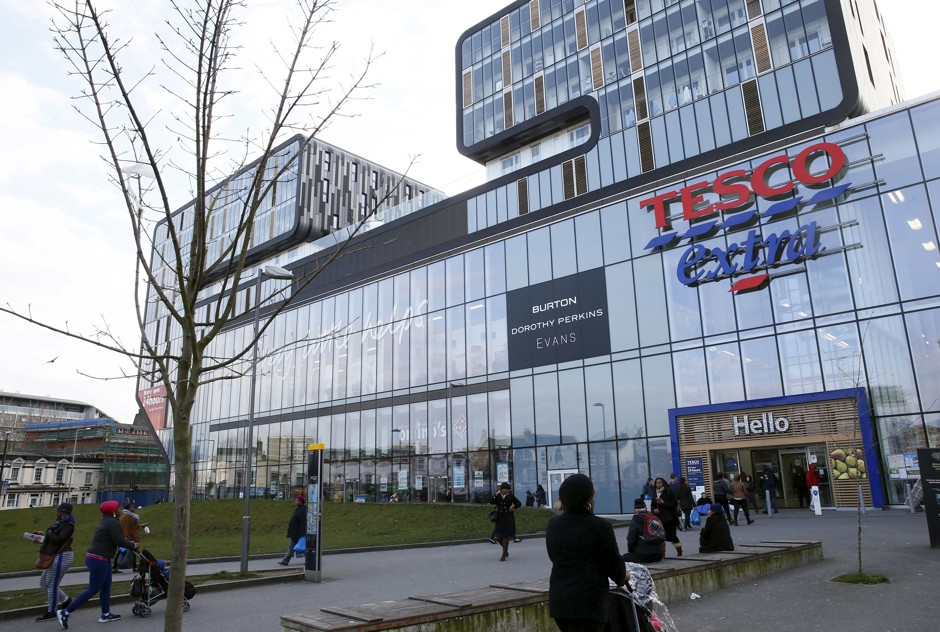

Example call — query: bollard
[764,490,773,518]
[905,483,915,514]
[858,485,866,515]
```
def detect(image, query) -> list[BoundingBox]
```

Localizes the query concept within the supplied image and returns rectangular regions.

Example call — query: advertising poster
[496,462,509,483]
[506,268,610,371]
[685,458,704,487]
[917,449,940,548]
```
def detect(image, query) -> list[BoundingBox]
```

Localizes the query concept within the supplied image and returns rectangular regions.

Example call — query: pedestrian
[545,473,627,632]
[729,474,754,525]
[806,464,821,510]
[640,477,655,499]
[744,474,760,513]
[278,495,307,566]
[490,483,522,561]
[535,484,546,508]
[793,466,810,508]
[56,500,139,629]
[676,476,695,530]
[35,502,75,622]
[651,476,683,557]
[699,503,734,553]
[525,490,535,507]
[622,498,664,564]
[114,502,141,573]
[711,471,733,522]
[760,467,779,513]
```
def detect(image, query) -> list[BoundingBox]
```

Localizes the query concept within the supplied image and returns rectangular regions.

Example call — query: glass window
[642,354,675,436]
[551,220,578,279]
[674,348,707,407]
[428,399,447,454]
[606,261,639,352]
[867,113,923,193]
[486,295,509,375]
[771,273,813,324]
[740,336,783,399]
[862,316,919,415]
[506,234,529,291]
[838,194,899,308]
[777,329,823,395]
[446,255,465,307]
[465,249,485,302]
[534,372,561,445]
[511,376,536,447]
[634,255,670,347]
[706,342,745,403]
[528,226,553,284]
[906,309,940,413]
[558,368,588,442]
[447,305,467,381]
[793,58,820,118]
[776,65,801,125]
[575,212,605,271]
[882,186,940,301]
[912,100,940,181]
[812,50,841,112]
[428,261,446,312]
[484,243,507,297]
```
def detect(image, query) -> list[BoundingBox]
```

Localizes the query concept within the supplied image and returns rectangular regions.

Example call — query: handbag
[35,553,57,570]
[35,537,72,570]
[116,547,135,569]
[488,510,497,522]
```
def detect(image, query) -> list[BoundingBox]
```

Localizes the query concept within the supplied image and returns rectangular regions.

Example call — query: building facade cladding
[177,91,940,513]
[139,135,441,398]
[455,0,901,182]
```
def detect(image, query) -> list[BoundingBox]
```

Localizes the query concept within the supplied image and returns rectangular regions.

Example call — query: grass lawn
[0,500,558,575]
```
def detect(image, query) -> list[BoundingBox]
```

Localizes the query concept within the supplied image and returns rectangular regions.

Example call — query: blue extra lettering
[676,222,822,286]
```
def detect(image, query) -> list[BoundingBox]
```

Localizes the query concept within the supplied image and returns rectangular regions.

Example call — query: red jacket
[806,464,821,487]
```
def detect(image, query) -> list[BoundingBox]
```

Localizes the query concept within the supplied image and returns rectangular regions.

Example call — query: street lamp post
[241,265,294,573]
[592,403,607,440]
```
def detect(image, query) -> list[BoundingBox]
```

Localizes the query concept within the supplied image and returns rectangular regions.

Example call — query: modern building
[142,0,939,513]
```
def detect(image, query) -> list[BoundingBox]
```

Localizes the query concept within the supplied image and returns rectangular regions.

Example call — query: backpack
[640,513,665,545]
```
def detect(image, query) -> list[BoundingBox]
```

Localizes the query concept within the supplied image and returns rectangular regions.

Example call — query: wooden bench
[281,540,822,632]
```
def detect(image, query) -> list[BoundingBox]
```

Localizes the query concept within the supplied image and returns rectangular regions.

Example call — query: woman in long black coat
[546,473,627,632]
[490,483,522,561]
[652,476,683,557]
[699,503,735,553]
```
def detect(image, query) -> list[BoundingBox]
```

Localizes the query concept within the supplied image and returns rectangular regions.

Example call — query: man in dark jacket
[623,498,664,564]
[546,473,627,632]
[279,495,307,566]
[760,467,779,513]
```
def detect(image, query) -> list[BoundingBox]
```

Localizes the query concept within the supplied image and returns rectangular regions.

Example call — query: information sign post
[305,443,325,582]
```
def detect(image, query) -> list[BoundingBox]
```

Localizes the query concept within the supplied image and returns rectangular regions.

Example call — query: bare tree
[0,1,414,629]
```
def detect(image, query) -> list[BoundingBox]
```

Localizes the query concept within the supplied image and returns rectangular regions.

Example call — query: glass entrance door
[547,469,580,510]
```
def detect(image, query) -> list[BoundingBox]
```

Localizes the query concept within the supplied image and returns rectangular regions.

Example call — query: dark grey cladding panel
[291,197,469,304]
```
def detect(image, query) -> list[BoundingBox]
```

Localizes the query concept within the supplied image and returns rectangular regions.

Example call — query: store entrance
[429,476,450,502]
[747,445,833,509]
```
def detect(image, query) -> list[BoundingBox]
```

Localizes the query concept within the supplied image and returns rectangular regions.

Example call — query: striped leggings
[39,550,73,612]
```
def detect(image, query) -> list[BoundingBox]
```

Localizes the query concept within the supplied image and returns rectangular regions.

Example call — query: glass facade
[165,96,940,513]
[145,0,920,513]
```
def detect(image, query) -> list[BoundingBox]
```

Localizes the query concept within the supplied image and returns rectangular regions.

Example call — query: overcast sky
[0,0,937,424]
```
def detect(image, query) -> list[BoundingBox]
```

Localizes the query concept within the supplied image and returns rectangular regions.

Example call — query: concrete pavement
[1,508,936,631]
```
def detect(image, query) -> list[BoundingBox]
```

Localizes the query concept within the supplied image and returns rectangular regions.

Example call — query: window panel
[558,368,588,443]
[777,329,823,395]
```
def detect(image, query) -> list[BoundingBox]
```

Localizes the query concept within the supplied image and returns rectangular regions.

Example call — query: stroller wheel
[132,605,142,616]
[183,601,191,613]
[140,606,152,618]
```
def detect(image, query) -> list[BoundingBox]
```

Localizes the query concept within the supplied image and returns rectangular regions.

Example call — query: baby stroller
[606,563,678,632]
[129,549,196,617]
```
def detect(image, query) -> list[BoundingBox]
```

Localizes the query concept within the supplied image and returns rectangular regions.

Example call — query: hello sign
[641,142,851,293]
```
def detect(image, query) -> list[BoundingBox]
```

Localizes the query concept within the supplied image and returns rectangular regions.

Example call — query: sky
[0,0,937,425]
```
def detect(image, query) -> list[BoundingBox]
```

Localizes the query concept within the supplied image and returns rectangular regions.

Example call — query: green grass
[1,500,557,575]
[832,572,889,585]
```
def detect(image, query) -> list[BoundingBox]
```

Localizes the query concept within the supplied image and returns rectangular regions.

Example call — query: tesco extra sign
[642,142,850,293]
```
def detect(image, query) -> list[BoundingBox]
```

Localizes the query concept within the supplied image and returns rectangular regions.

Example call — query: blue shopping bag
[293,535,306,558]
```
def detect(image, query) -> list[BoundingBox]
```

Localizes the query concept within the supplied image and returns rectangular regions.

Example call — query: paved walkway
[2,508,937,631]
